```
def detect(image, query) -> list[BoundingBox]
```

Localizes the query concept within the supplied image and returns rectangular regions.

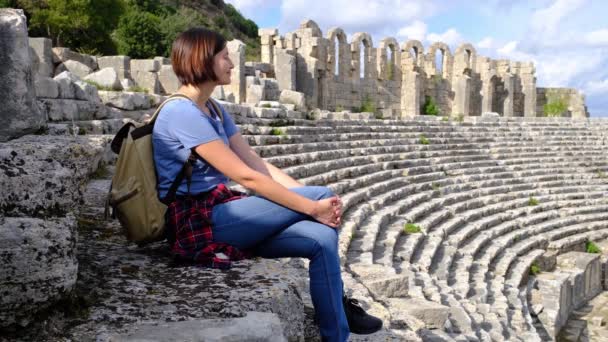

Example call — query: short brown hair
[171,28,227,86]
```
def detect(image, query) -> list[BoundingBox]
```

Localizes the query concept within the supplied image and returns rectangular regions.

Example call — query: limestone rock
[98,90,136,110]
[246,84,265,106]
[0,9,45,142]
[280,89,306,110]
[131,59,161,73]
[28,37,53,78]
[158,65,180,94]
[35,77,59,99]
[84,68,122,91]
[97,55,130,80]
[132,70,160,94]
[0,134,111,217]
[274,50,296,91]
[120,78,136,91]
[0,215,78,328]
[52,47,97,70]
[108,312,287,342]
[38,98,108,121]
[55,59,93,78]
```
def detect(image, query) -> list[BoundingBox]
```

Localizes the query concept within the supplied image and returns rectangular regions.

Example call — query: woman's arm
[194,140,341,227]
[229,133,302,188]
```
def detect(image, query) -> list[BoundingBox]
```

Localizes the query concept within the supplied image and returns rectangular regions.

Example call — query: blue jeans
[211,186,350,342]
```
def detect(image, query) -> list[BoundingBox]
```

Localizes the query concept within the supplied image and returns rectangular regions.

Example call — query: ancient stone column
[259,28,278,65]
[503,73,515,117]
[226,39,246,103]
[401,70,421,117]
[452,74,471,116]
[519,62,537,117]
[0,8,45,142]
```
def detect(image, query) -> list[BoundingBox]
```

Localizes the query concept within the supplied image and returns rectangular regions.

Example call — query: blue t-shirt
[152,99,239,198]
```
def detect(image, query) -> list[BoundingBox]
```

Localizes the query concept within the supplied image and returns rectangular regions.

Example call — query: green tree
[159,7,208,56]
[27,0,125,54]
[114,10,163,58]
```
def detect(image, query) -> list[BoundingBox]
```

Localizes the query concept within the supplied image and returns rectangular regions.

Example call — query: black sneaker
[343,295,383,334]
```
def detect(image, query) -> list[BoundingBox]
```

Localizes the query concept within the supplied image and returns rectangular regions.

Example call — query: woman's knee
[311,226,339,253]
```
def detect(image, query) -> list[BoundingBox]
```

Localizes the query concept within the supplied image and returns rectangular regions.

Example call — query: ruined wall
[259,19,588,119]
[537,87,588,119]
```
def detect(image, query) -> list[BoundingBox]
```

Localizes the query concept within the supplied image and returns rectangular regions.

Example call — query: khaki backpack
[107,94,224,244]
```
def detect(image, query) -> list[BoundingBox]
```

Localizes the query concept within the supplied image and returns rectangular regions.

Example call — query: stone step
[366,172,607,271]
[450,198,608,299]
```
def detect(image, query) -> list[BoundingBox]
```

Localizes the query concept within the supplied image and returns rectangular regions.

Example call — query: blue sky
[226,0,608,117]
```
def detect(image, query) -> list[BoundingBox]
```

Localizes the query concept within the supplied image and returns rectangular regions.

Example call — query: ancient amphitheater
[2,9,608,342]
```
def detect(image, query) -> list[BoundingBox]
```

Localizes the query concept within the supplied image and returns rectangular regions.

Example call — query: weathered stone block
[274,50,296,91]
[38,98,108,121]
[158,65,180,94]
[97,55,130,80]
[84,67,122,90]
[35,76,59,99]
[108,312,287,342]
[130,59,161,73]
[280,89,306,110]
[28,37,53,77]
[0,9,45,142]
[131,70,160,94]
[0,216,78,328]
[51,47,97,70]
[246,84,265,105]
[55,59,93,78]
[0,134,111,217]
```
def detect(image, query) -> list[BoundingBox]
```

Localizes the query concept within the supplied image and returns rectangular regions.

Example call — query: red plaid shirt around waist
[165,183,250,269]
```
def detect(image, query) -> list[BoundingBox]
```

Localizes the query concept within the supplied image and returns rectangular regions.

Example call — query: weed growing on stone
[432,182,441,191]
[360,95,376,113]
[305,111,317,120]
[597,170,607,179]
[404,223,422,234]
[441,116,449,122]
[456,114,465,123]
[92,164,111,179]
[83,79,118,91]
[128,85,149,94]
[336,105,344,112]
[586,241,602,254]
[261,103,272,108]
[419,135,430,145]
[269,119,292,127]
[528,196,539,206]
[529,263,541,275]
[270,128,284,136]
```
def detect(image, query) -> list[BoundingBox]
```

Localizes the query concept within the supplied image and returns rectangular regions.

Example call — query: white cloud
[279,0,436,39]
[497,41,521,56]
[584,79,608,95]
[530,0,587,36]
[584,29,608,47]
[477,37,494,49]
[426,28,464,47]
[397,20,427,41]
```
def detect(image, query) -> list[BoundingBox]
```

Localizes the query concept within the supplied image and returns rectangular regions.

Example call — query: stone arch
[351,32,373,79]
[455,43,477,71]
[379,37,400,81]
[428,42,452,77]
[402,40,424,66]
[299,19,322,37]
[327,27,348,78]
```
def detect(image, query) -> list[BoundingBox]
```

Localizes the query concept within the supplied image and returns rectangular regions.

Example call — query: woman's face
[213,46,234,85]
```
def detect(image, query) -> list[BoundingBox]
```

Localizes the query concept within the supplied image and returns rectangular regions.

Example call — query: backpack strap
[207,97,224,123]
[161,152,197,205]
